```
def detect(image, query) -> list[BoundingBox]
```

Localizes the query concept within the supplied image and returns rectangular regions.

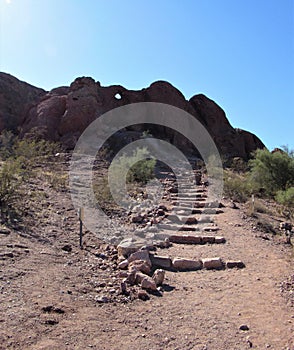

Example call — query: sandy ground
[0,161,293,350]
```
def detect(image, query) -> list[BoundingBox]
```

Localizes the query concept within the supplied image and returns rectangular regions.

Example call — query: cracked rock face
[0,73,264,159]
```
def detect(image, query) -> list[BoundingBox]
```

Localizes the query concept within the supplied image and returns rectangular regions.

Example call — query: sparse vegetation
[224,147,294,221]
[93,175,117,211]
[111,147,156,184]
[223,171,251,202]
[248,148,294,196]
[0,131,62,224]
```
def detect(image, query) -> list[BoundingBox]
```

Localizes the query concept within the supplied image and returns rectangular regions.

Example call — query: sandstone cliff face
[0,73,45,132]
[0,73,265,159]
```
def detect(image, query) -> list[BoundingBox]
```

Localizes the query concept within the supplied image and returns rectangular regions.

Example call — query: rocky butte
[0,72,264,159]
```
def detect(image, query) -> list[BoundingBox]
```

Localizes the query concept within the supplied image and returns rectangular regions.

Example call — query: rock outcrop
[0,73,45,132]
[0,72,265,158]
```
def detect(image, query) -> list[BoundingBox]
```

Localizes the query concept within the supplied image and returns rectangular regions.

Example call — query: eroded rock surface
[0,72,265,158]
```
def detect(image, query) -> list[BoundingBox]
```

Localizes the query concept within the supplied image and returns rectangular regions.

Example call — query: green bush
[248,148,294,196]
[0,158,26,220]
[0,132,62,223]
[275,187,294,207]
[0,130,16,160]
[223,170,250,202]
[111,147,156,184]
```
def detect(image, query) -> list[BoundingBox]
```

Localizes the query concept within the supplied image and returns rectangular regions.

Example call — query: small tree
[248,148,294,196]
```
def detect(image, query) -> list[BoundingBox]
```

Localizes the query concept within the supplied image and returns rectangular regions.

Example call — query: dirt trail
[0,165,293,350]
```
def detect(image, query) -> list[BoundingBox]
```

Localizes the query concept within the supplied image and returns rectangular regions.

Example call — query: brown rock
[141,276,157,291]
[128,260,151,275]
[215,236,226,244]
[201,236,216,244]
[149,254,172,269]
[137,289,150,301]
[127,250,151,267]
[1,72,264,160]
[172,258,202,271]
[135,271,148,284]
[201,257,224,270]
[0,72,45,133]
[118,260,129,269]
[117,238,145,258]
[169,235,202,244]
[152,269,165,286]
[226,260,245,269]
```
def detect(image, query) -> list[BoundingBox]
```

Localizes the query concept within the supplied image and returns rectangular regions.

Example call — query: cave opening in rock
[114,93,122,100]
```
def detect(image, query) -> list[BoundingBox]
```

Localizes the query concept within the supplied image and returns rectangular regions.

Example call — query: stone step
[172,208,203,215]
[172,201,220,208]
[172,187,204,197]
[202,226,219,232]
[167,215,198,225]
[169,234,226,245]
[171,198,207,206]
[172,208,222,215]
[157,223,199,232]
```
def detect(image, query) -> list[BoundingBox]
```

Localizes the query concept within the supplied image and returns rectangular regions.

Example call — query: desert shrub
[128,158,156,183]
[229,157,249,173]
[275,187,294,207]
[13,138,60,163]
[248,148,294,196]
[111,147,156,184]
[223,170,251,202]
[0,130,16,160]
[0,132,62,223]
[93,176,115,209]
[141,130,153,139]
[0,158,26,220]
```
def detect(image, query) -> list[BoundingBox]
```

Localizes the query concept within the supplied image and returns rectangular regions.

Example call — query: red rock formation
[0,73,265,159]
[0,72,45,132]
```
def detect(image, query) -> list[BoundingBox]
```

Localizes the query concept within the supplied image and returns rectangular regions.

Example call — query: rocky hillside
[0,72,264,159]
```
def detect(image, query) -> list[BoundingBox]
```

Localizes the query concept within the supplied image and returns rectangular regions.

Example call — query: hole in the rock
[114,93,122,100]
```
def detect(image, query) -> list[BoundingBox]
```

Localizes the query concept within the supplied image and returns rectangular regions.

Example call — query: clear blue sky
[0,0,293,150]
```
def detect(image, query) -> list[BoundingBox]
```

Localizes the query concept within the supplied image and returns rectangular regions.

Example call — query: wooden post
[251,194,255,213]
[79,208,84,249]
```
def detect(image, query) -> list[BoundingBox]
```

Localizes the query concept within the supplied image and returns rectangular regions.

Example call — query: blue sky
[0,0,293,150]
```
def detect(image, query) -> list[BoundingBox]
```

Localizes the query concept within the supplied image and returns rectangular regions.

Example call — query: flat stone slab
[198,217,214,224]
[169,234,226,245]
[169,235,202,244]
[202,226,219,232]
[174,208,203,215]
[117,238,150,257]
[226,260,245,269]
[167,214,197,224]
[201,257,224,270]
[128,250,151,267]
[172,258,202,271]
[158,223,199,232]
[201,236,216,244]
[202,208,221,214]
[149,254,172,269]
[215,236,226,244]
